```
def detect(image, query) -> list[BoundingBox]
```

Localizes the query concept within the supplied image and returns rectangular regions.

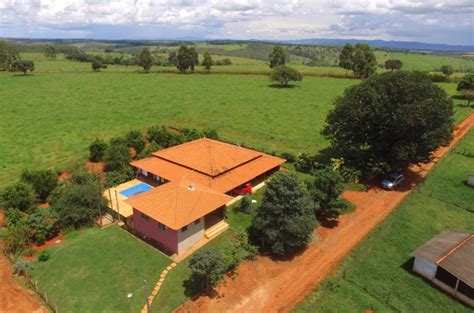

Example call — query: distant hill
[280,38,474,52]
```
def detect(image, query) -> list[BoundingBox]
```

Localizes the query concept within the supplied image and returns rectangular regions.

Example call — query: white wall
[413,257,437,279]
[177,217,204,253]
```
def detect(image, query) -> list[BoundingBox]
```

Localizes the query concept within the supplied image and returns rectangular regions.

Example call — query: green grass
[295,130,474,313]
[30,225,172,313]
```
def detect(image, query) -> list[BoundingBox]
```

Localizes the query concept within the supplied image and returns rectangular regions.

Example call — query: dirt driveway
[174,113,474,313]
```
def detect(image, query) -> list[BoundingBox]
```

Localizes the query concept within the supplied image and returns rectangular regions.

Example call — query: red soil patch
[84,161,105,174]
[22,233,64,262]
[174,114,474,313]
[57,170,70,181]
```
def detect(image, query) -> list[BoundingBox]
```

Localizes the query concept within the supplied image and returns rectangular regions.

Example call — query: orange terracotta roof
[125,180,233,230]
[152,138,262,176]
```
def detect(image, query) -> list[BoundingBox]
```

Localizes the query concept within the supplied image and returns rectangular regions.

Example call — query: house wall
[132,209,178,254]
[413,257,437,279]
[177,217,205,253]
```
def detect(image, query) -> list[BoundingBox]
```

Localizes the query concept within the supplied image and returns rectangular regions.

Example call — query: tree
[91,58,107,72]
[457,74,474,106]
[176,44,199,73]
[0,182,36,212]
[0,40,19,71]
[27,208,59,245]
[21,169,58,202]
[138,47,153,73]
[338,43,354,76]
[384,59,403,71]
[89,139,108,162]
[189,247,226,294]
[351,44,377,78]
[104,137,131,172]
[269,45,286,69]
[250,172,317,256]
[49,168,106,229]
[44,45,57,58]
[168,51,177,66]
[440,64,453,77]
[11,60,34,75]
[322,71,453,174]
[270,65,303,87]
[1,219,31,255]
[125,130,146,154]
[202,51,212,70]
[306,167,349,219]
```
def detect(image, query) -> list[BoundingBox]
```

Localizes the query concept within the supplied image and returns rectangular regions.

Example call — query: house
[112,138,285,255]
[410,229,474,307]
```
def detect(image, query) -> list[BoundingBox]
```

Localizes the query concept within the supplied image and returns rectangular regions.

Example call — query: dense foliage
[384,59,403,71]
[89,139,108,162]
[176,44,199,72]
[351,44,377,78]
[27,208,59,245]
[125,130,146,154]
[0,40,19,70]
[189,247,226,294]
[440,64,453,77]
[457,74,474,105]
[11,60,35,75]
[338,44,353,76]
[202,51,212,70]
[0,182,36,212]
[322,71,453,174]
[269,45,286,69]
[270,65,303,86]
[138,47,153,73]
[44,45,57,58]
[250,172,317,256]
[21,169,58,202]
[104,137,132,172]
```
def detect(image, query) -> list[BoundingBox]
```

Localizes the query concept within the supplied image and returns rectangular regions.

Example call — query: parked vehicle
[233,182,252,195]
[381,172,404,190]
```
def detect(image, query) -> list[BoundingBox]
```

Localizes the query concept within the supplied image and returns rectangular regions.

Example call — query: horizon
[1,1,473,46]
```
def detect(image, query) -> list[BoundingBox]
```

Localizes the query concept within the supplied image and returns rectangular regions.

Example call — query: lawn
[294,130,474,313]
[30,225,172,313]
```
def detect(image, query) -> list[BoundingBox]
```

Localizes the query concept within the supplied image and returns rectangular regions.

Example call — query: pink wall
[132,209,178,254]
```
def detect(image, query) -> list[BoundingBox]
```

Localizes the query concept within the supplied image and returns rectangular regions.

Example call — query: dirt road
[0,211,48,313]
[175,113,474,313]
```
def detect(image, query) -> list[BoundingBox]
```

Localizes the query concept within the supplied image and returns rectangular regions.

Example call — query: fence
[25,272,60,313]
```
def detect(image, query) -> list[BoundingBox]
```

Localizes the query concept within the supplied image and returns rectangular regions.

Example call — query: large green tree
[322,71,453,174]
[250,172,317,256]
[384,59,403,71]
[338,43,354,76]
[138,47,153,73]
[202,51,212,70]
[176,44,199,72]
[351,44,377,78]
[104,137,131,172]
[269,45,286,69]
[21,169,58,202]
[0,182,36,212]
[440,64,453,77]
[188,247,226,294]
[270,65,302,87]
[11,60,34,75]
[457,74,474,106]
[0,40,19,71]
[44,45,57,58]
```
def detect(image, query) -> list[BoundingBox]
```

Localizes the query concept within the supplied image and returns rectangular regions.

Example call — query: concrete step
[205,221,229,239]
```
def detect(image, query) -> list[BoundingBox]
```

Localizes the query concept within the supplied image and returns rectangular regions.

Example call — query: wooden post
[55,304,59,313]
[35,280,38,292]
[44,291,48,304]
[108,188,113,211]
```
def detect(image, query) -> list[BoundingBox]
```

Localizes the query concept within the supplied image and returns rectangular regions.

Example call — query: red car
[233,183,252,195]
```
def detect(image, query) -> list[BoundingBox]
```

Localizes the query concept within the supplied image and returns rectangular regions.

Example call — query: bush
[4,207,23,227]
[1,220,31,255]
[429,73,449,82]
[125,130,146,154]
[189,247,226,294]
[21,169,58,202]
[295,153,318,173]
[280,152,296,163]
[179,128,204,141]
[147,126,184,148]
[270,65,303,86]
[13,259,32,276]
[88,139,108,162]
[239,196,251,213]
[104,168,135,188]
[22,246,36,257]
[0,182,36,212]
[203,128,219,140]
[104,137,131,172]
[136,141,164,159]
[38,249,50,262]
[27,208,59,245]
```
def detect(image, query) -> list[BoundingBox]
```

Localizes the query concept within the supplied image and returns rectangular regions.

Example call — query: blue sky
[0,0,472,45]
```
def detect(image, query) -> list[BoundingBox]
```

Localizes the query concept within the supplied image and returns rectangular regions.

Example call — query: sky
[0,0,473,45]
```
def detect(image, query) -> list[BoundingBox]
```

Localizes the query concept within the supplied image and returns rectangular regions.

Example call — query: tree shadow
[317,210,340,229]
[267,83,299,89]
[183,275,219,299]
[12,73,34,77]
[265,244,308,262]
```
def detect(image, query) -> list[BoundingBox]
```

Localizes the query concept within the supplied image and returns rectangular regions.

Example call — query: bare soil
[175,113,474,313]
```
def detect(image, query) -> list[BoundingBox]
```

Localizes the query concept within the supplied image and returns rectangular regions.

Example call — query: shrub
[136,141,164,159]
[21,169,58,202]
[104,137,131,172]
[203,128,219,140]
[88,139,108,162]
[429,73,449,82]
[0,182,36,212]
[239,196,251,213]
[13,259,32,276]
[189,247,226,294]
[125,130,146,154]
[104,168,135,188]
[4,207,23,227]
[179,128,204,141]
[1,220,31,255]
[280,152,296,163]
[27,208,59,245]
[11,60,34,75]
[270,65,302,86]
[22,246,36,257]
[295,153,317,173]
[38,249,50,262]
[147,126,175,148]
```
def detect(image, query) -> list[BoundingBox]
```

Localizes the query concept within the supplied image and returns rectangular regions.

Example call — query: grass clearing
[295,130,474,313]
[31,225,172,313]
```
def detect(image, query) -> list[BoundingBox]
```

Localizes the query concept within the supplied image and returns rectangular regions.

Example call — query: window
[458,280,474,300]
[158,223,166,231]
[181,225,188,232]
[141,213,149,221]
[435,266,457,289]
[194,219,201,225]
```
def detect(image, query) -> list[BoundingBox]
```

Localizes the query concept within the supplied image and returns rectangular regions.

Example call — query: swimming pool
[120,183,153,198]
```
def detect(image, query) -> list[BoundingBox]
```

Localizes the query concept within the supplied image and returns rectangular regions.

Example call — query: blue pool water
[120,183,153,198]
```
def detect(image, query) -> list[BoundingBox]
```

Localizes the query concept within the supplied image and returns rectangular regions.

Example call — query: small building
[410,229,474,307]
[468,173,474,187]
[107,138,285,256]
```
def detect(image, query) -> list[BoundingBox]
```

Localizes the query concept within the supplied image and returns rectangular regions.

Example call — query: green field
[295,130,474,313]
[31,225,172,312]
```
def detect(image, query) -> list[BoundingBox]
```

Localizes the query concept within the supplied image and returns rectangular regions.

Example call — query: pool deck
[104,179,149,218]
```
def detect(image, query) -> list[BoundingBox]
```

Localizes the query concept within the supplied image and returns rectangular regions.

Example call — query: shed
[411,229,474,307]
[468,173,474,187]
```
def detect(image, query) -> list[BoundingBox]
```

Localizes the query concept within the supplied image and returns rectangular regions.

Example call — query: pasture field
[30,225,172,313]
[295,129,474,313]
